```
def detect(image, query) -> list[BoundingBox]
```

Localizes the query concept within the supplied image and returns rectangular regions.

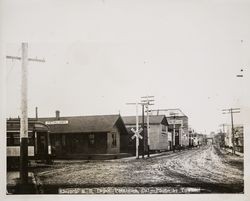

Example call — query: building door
[36,132,48,160]
[169,141,172,150]
[175,131,179,146]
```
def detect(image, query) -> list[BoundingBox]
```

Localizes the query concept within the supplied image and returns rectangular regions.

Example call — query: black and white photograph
[0,0,250,199]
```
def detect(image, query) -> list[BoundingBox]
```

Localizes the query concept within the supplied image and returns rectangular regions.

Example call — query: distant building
[234,125,244,153]
[206,138,213,145]
[214,132,225,148]
[122,115,170,154]
[196,133,206,146]
[39,112,130,159]
[150,109,189,148]
[188,129,206,147]
[224,124,244,153]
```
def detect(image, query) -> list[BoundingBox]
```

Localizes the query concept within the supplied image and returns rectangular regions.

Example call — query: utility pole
[126,103,143,159]
[171,112,178,152]
[6,43,45,188]
[220,123,227,134]
[141,104,145,158]
[139,101,151,159]
[219,123,227,148]
[222,108,240,154]
[20,43,29,185]
[141,96,154,157]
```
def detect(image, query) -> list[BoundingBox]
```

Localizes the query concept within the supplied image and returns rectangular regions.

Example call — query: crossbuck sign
[131,128,143,140]
[131,127,143,159]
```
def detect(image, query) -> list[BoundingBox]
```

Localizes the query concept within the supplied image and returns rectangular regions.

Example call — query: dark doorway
[36,132,48,160]
[175,131,179,146]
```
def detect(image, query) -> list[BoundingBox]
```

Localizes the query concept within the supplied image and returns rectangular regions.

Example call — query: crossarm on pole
[6,56,45,62]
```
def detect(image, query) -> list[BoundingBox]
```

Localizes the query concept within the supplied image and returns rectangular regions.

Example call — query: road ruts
[34,145,244,194]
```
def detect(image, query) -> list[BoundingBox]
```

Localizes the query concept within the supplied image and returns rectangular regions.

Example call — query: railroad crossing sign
[131,128,143,140]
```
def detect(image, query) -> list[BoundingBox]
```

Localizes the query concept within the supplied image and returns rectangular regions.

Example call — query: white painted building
[150,109,189,148]
[123,115,171,152]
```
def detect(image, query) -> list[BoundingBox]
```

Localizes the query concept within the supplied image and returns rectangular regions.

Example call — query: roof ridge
[38,114,120,119]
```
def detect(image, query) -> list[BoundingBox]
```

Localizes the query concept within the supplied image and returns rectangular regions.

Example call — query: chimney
[35,107,38,120]
[56,110,60,120]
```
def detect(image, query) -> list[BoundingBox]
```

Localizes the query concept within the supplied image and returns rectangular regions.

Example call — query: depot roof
[38,114,127,134]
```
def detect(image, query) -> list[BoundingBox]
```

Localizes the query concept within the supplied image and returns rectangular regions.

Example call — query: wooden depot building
[39,111,130,159]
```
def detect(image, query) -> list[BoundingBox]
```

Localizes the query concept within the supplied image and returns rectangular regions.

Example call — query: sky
[1,0,250,134]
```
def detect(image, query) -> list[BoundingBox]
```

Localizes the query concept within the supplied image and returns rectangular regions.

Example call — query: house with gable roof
[122,115,170,154]
[39,111,130,159]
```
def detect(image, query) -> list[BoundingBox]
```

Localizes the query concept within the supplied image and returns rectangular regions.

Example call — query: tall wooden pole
[135,103,139,159]
[230,108,235,154]
[20,42,29,184]
[146,105,150,157]
[222,108,240,155]
[173,115,175,152]
[141,96,154,158]
[6,44,45,186]
[126,102,143,159]
[142,104,145,158]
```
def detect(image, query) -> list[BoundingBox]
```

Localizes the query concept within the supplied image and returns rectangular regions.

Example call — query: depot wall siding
[107,125,120,154]
[50,132,108,157]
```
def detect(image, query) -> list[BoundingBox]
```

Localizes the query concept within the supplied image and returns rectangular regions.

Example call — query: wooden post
[135,103,139,159]
[20,42,29,184]
[6,44,45,190]
[222,108,240,155]
[141,96,154,158]
[34,131,38,156]
[126,102,143,159]
[142,104,145,158]
[230,109,235,154]
[173,115,176,152]
[146,105,150,157]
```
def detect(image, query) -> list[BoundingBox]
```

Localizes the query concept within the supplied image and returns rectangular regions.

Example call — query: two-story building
[150,109,189,149]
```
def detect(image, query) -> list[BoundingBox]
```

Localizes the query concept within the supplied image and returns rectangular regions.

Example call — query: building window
[7,133,13,146]
[7,132,34,146]
[88,133,95,146]
[111,132,117,147]
[162,125,166,132]
[13,138,20,146]
[7,137,13,146]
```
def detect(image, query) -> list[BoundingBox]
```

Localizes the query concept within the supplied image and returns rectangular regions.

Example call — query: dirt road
[34,145,244,193]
